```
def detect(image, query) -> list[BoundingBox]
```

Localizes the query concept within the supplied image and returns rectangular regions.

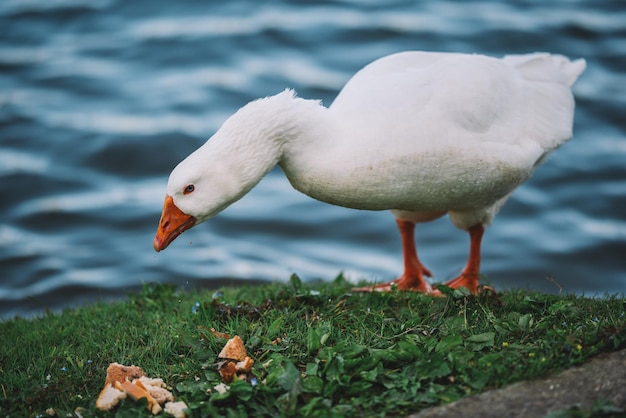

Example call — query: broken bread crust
[236,356,254,373]
[165,401,188,418]
[136,377,174,406]
[105,362,145,386]
[96,383,126,411]
[97,363,187,414]
[217,335,255,383]
[116,380,162,415]
[218,336,247,361]
[218,360,238,383]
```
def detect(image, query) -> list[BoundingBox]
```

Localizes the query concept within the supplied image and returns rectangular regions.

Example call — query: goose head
[152,144,248,252]
[153,91,299,252]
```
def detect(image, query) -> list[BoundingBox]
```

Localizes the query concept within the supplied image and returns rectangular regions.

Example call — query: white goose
[154,51,585,295]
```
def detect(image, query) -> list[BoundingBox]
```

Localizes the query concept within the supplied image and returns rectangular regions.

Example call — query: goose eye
[183,184,195,194]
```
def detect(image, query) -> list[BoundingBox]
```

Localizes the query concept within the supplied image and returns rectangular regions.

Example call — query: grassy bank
[1,275,625,417]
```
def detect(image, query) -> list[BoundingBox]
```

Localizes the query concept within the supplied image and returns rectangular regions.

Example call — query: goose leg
[438,224,484,295]
[353,219,435,293]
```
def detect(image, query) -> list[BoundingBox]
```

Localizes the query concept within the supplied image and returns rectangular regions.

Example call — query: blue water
[1,0,625,319]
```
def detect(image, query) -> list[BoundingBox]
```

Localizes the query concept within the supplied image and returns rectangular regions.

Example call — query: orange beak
[153,195,197,252]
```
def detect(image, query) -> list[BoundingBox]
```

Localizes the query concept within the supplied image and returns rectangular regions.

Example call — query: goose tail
[503,53,586,86]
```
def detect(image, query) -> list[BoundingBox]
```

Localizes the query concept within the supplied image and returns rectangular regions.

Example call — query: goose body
[154,51,585,294]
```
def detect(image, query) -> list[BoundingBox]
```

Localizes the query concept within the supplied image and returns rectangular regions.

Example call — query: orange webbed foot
[353,218,442,295]
[438,273,480,295]
[433,280,497,299]
[352,274,440,295]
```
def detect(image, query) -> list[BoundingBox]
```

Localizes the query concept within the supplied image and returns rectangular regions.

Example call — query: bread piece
[137,376,166,388]
[164,401,188,418]
[235,356,254,373]
[115,380,162,415]
[136,377,174,405]
[95,383,126,411]
[218,360,237,383]
[105,363,145,386]
[213,383,229,394]
[218,336,247,361]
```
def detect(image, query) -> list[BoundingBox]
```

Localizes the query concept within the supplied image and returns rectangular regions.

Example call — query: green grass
[1,274,625,417]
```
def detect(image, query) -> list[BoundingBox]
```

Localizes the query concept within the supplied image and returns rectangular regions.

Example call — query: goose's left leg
[437,224,484,295]
[353,219,436,293]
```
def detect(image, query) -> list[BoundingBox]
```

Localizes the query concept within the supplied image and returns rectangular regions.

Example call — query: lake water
[1,0,625,319]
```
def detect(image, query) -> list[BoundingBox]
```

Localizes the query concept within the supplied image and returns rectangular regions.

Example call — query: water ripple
[1,0,625,318]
